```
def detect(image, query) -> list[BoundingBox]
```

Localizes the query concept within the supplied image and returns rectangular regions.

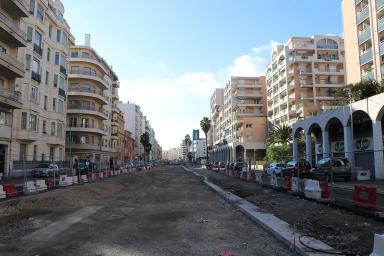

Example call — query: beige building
[209,88,224,147]
[266,35,346,127]
[210,76,268,162]
[67,41,121,170]
[0,0,29,177]
[4,0,74,177]
[342,0,384,83]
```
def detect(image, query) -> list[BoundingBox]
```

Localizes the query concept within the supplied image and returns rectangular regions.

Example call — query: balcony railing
[69,88,107,99]
[377,0,384,11]
[378,18,384,34]
[58,88,66,98]
[0,89,21,102]
[67,104,106,115]
[358,27,371,44]
[380,42,384,56]
[362,70,375,80]
[69,69,106,82]
[33,44,43,56]
[60,65,67,75]
[359,48,373,65]
[356,5,369,24]
[68,124,105,134]
[0,12,27,41]
[31,71,41,83]
[355,0,363,4]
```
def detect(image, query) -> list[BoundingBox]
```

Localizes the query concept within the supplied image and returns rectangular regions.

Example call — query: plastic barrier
[370,234,384,256]
[246,172,256,182]
[255,173,262,183]
[59,175,67,187]
[3,184,17,197]
[73,176,79,184]
[261,174,269,185]
[229,170,234,177]
[283,176,292,190]
[35,180,47,192]
[66,176,74,186]
[235,170,241,178]
[81,175,89,183]
[23,181,38,194]
[353,185,377,210]
[99,172,104,179]
[304,179,322,200]
[270,174,278,187]
[357,170,371,181]
[45,179,54,189]
[0,185,6,199]
[219,252,236,256]
[319,181,331,198]
[291,177,299,193]
[240,171,247,180]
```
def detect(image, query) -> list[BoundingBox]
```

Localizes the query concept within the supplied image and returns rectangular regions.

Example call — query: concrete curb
[183,166,338,256]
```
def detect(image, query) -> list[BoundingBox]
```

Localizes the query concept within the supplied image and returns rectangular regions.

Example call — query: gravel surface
[0,166,297,256]
[194,167,384,256]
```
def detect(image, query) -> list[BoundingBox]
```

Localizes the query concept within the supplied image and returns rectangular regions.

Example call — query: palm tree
[140,132,152,162]
[200,117,211,161]
[268,124,292,145]
[184,134,192,161]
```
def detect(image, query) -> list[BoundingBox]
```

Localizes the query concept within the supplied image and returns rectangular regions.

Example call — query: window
[245,124,252,128]
[34,31,42,47]
[59,76,65,90]
[56,30,61,43]
[44,95,48,110]
[51,122,56,136]
[29,0,35,14]
[27,27,33,42]
[62,33,68,45]
[49,147,54,161]
[53,74,58,87]
[21,112,27,129]
[33,145,38,161]
[36,4,44,21]
[57,123,63,138]
[30,87,39,103]
[0,111,10,125]
[47,48,50,62]
[41,154,45,161]
[42,120,46,134]
[55,52,59,65]
[71,51,78,58]
[32,58,40,74]
[25,54,31,70]
[29,114,37,131]
[19,144,27,161]
[52,98,57,111]
[69,117,77,127]
[45,71,49,84]
[48,24,52,38]
[58,99,64,113]
[81,52,90,58]
[81,118,89,128]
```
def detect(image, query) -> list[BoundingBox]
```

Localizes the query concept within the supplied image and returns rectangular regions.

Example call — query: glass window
[62,33,68,45]
[57,123,63,138]
[32,58,40,74]
[59,76,65,90]
[33,145,38,161]
[30,87,39,103]
[27,27,33,42]
[29,0,35,14]
[48,24,52,38]
[71,51,78,58]
[34,31,42,47]
[55,52,59,65]
[29,114,37,131]
[56,30,61,43]
[19,144,27,161]
[36,4,44,21]
[58,99,64,113]
[52,98,57,111]
[53,74,58,87]
[45,71,49,84]
[44,95,48,110]
[47,48,50,62]
[21,112,27,129]
[42,120,46,133]
[51,122,56,136]
[25,54,31,70]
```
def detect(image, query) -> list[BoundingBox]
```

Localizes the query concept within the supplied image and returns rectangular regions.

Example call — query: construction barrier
[45,179,54,189]
[35,180,47,192]
[0,185,6,199]
[59,175,67,187]
[23,181,38,195]
[240,171,247,180]
[3,184,17,197]
[319,181,331,199]
[283,176,292,190]
[66,176,74,186]
[353,185,378,211]
[99,172,104,179]
[81,175,89,183]
[304,179,322,200]
[291,177,299,193]
[270,174,278,187]
[73,176,79,184]
[255,173,262,183]
[370,234,384,256]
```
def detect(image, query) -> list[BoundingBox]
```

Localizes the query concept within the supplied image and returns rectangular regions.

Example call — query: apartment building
[266,35,346,127]
[209,88,224,147]
[123,130,135,162]
[67,40,121,170]
[118,102,146,160]
[210,77,268,162]
[5,0,74,177]
[162,147,180,160]
[0,0,29,177]
[342,0,384,83]
[192,139,207,160]
[116,107,125,167]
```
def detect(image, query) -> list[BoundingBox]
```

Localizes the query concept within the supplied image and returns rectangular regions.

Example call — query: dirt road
[0,166,296,256]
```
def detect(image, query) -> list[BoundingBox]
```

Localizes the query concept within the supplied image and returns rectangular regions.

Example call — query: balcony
[362,69,375,80]
[33,44,43,56]
[68,125,107,136]
[68,69,109,90]
[316,56,343,62]
[58,88,66,98]
[112,91,119,100]
[60,65,67,75]
[358,27,371,44]
[288,55,313,62]
[112,105,119,113]
[298,69,312,75]
[0,89,22,109]
[112,81,120,88]
[356,5,369,25]
[67,88,108,105]
[67,105,108,120]
[3,0,29,17]
[378,0,384,11]
[314,68,343,75]
[31,71,41,83]
[0,51,24,78]
[111,133,119,140]
[355,0,363,4]
[0,11,27,47]
[359,48,373,65]
[111,118,119,126]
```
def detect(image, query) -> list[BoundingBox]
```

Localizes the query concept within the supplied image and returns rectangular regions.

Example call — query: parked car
[233,162,246,171]
[219,162,226,169]
[310,157,351,181]
[230,162,235,170]
[265,163,285,176]
[31,163,60,177]
[211,162,219,171]
[282,160,311,178]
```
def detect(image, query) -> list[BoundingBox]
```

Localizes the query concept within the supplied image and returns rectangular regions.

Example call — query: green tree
[267,124,292,145]
[184,134,192,161]
[266,144,292,163]
[140,132,152,163]
[335,80,384,105]
[200,117,211,160]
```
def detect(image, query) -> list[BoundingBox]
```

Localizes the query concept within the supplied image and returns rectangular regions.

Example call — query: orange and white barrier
[81,175,88,183]
[0,185,6,199]
[59,175,68,187]
[73,176,79,184]
[35,180,47,192]
[23,181,38,194]
[65,176,74,186]
[304,179,322,200]
[270,174,278,187]
[291,177,299,193]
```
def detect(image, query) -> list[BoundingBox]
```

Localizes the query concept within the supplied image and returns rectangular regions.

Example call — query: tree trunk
[205,133,208,161]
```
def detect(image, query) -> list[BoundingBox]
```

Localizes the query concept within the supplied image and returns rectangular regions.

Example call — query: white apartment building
[162,147,180,160]
[210,88,224,147]
[192,139,207,160]
[266,35,346,127]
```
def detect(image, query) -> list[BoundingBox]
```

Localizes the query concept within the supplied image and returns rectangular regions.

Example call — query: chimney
[85,34,91,47]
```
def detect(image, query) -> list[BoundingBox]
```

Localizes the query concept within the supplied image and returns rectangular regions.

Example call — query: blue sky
[61,0,343,150]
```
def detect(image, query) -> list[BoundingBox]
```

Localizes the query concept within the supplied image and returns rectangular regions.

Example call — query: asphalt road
[1,165,297,256]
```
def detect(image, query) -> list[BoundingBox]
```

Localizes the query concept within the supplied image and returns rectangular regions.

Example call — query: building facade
[162,147,180,160]
[209,88,224,147]
[192,139,207,160]
[210,76,268,162]
[266,35,346,127]
[66,41,121,170]
[123,130,134,162]
[342,0,384,84]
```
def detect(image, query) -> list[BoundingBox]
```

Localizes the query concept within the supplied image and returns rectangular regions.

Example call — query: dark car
[219,162,226,169]
[233,162,246,171]
[206,162,212,170]
[311,157,351,181]
[230,162,235,170]
[74,159,93,175]
[282,160,311,178]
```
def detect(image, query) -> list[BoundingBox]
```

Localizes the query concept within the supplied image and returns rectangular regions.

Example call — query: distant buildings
[162,147,180,160]
[192,139,207,160]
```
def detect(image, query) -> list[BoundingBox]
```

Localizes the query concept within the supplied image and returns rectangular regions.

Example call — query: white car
[265,163,285,176]
[31,163,60,177]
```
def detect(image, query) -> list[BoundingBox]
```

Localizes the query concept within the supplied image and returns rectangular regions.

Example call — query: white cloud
[119,41,278,149]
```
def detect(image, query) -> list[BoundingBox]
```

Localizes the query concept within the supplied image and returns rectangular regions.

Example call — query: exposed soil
[194,167,384,256]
